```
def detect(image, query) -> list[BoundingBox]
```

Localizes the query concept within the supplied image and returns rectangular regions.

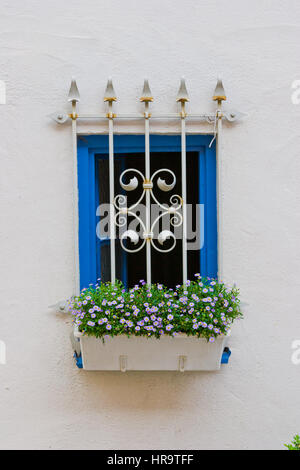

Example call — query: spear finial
[176,77,189,102]
[104,78,117,102]
[67,77,80,103]
[212,78,226,102]
[140,79,153,102]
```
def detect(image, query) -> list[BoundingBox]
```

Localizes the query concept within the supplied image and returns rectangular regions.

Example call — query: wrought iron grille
[52,77,244,294]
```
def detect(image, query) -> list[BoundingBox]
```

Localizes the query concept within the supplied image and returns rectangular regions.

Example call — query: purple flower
[166,324,173,331]
[167,314,174,321]
[106,324,112,330]
[87,321,95,327]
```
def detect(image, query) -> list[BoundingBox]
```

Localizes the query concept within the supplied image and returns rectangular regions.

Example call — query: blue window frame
[77,134,217,290]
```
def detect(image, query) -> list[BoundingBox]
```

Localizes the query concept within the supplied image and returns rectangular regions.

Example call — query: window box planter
[73,327,230,371]
[69,276,241,371]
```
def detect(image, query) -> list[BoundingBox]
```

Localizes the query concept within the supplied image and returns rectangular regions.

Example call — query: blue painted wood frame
[77,134,217,290]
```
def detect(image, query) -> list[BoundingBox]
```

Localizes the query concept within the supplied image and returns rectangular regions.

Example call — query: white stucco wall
[0,0,299,450]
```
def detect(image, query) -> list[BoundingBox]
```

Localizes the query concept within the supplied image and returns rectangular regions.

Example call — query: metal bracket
[178,355,187,372]
[221,347,231,364]
[223,109,247,122]
[49,112,69,124]
[73,352,83,369]
[119,355,127,372]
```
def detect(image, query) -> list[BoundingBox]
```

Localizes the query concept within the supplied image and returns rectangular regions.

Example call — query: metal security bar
[53,77,244,293]
[177,78,189,284]
[104,79,117,285]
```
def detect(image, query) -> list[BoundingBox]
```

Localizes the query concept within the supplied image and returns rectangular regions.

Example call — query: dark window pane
[96,151,200,289]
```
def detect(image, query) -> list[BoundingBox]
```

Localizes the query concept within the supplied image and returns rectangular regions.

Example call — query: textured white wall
[0,0,300,450]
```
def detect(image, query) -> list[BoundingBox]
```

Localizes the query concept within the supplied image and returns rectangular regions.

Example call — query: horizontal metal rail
[52,111,243,124]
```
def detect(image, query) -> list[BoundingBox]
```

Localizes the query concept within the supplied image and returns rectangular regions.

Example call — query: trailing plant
[285,435,300,450]
[69,274,242,341]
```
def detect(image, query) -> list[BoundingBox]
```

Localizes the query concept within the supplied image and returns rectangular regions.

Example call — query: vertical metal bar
[144,102,151,285]
[181,102,188,285]
[216,103,223,281]
[71,103,80,296]
[212,78,226,282]
[108,102,116,284]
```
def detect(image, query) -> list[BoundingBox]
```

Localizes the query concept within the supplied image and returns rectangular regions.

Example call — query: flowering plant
[285,435,300,450]
[70,274,242,343]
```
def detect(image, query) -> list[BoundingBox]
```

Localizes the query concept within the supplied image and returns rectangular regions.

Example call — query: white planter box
[73,328,230,371]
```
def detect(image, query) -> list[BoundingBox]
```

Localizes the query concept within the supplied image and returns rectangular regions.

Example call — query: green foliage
[69,275,242,341]
[285,435,300,450]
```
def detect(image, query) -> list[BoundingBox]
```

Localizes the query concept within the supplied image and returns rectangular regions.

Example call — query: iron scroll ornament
[114,168,183,254]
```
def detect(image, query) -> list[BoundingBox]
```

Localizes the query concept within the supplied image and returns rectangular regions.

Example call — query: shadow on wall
[72,369,225,411]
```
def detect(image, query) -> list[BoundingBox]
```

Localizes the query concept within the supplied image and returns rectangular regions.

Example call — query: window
[78,135,217,290]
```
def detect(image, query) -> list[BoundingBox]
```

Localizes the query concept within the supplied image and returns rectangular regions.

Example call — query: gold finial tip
[213,78,227,101]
